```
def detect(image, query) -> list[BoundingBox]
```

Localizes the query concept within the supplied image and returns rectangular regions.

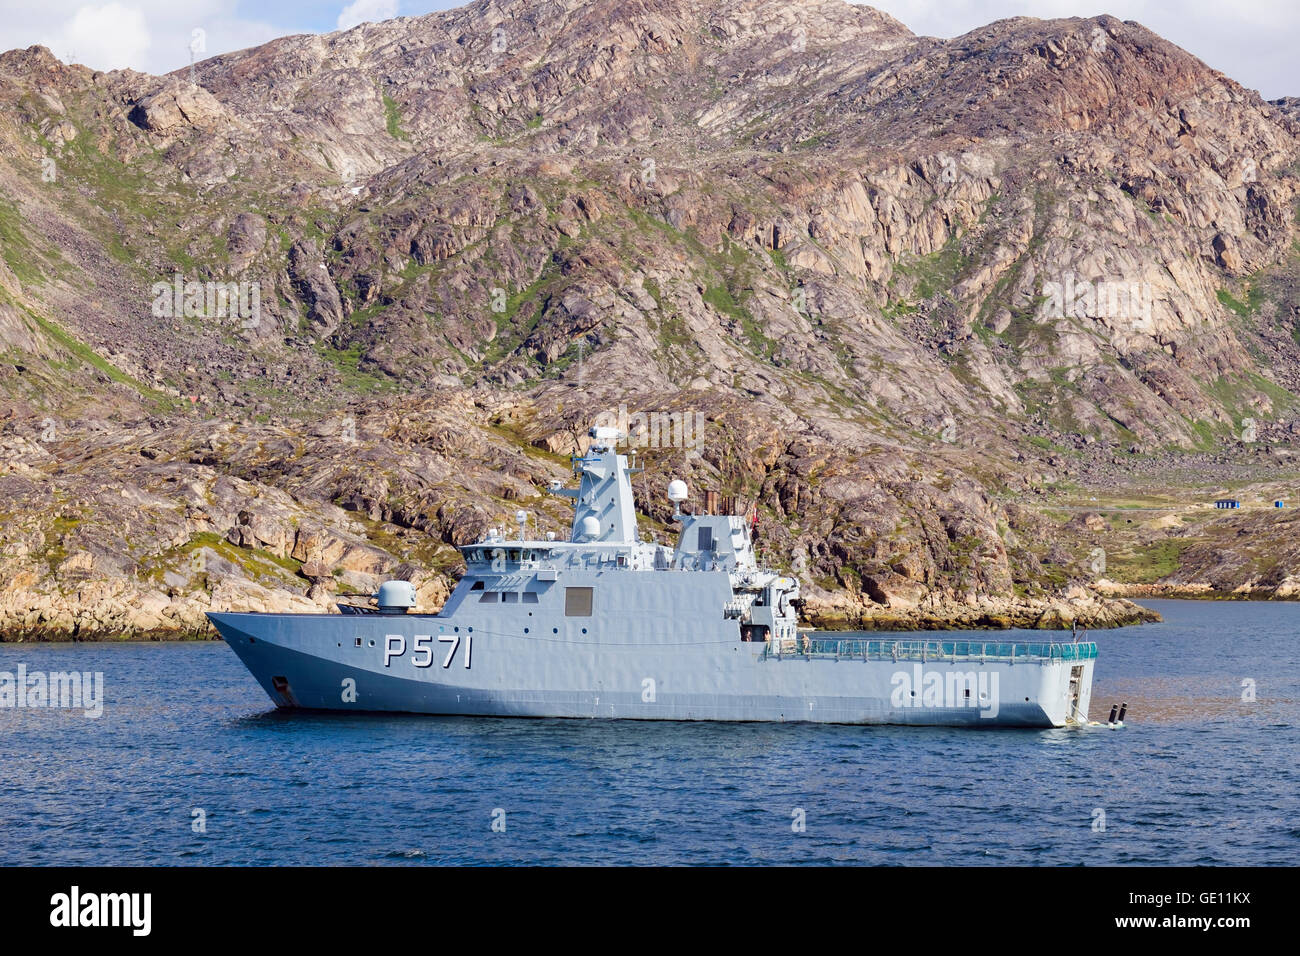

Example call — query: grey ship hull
[206,434,1096,729]
[208,610,1094,728]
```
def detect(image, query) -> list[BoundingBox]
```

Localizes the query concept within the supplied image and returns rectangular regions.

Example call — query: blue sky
[0,1,1294,99]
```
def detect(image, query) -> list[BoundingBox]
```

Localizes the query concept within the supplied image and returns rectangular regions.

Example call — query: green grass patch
[1217,286,1263,318]
[0,198,50,285]
[24,307,174,408]
[1106,538,1193,584]
[903,234,966,301]
[137,531,305,587]
[383,93,411,141]
[315,341,394,393]
[793,133,829,150]
[703,283,774,358]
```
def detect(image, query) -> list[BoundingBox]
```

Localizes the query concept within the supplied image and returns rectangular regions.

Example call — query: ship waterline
[208,426,1096,728]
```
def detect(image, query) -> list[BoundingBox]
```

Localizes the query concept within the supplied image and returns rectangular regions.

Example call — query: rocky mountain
[3,0,1299,638]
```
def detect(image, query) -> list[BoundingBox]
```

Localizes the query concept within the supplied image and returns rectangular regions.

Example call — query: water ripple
[0,599,1296,864]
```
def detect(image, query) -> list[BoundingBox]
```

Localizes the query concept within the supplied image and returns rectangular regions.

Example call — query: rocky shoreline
[801,588,1161,632]
[0,581,1161,642]
[0,565,451,642]
[1095,581,1300,601]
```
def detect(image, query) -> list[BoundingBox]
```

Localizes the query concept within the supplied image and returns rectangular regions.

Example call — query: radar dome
[667,480,689,503]
[579,515,601,540]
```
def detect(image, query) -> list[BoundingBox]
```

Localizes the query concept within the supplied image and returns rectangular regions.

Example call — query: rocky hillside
[3,0,1299,638]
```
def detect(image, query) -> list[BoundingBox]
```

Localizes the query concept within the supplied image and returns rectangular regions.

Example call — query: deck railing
[762,638,1098,663]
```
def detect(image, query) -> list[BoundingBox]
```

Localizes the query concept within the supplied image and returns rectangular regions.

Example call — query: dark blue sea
[1,599,1296,865]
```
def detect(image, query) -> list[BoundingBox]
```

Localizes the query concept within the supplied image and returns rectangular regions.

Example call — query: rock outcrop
[2,0,1299,637]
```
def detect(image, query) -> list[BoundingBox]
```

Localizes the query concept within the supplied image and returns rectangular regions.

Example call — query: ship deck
[768,638,1098,663]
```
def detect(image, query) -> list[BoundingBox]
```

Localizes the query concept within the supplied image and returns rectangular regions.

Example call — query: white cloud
[337,0,400,32]
[60,3,152,71]
[0,0,282,76]
[864,0,1299,99]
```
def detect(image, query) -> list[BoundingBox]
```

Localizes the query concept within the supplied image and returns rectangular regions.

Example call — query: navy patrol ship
[208,427,1096,727]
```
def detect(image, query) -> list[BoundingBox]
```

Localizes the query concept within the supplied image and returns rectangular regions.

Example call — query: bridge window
[523,592,540,604]
[565,587,593,617]
[698,526,714,552]
[470,581,485,590]
[479,592,498,603]
[503,592,519,604]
